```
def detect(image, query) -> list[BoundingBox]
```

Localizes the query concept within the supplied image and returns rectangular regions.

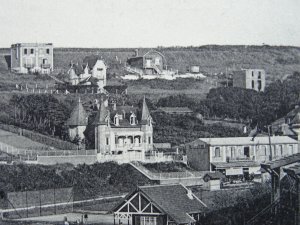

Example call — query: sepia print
[0,0,300,224]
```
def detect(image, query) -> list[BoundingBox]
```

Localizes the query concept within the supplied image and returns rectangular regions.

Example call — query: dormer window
[130,113,137,125]
[114,114,119,126]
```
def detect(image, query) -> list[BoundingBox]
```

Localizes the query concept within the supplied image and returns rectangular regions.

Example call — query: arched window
[130,113,136,125]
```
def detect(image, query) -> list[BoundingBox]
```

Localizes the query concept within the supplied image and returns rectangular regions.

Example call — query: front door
[244,147,250,158]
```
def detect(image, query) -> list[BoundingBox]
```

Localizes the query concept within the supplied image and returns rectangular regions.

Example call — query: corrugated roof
[139,184,206,224]
[65,98,88,126]
[261,153,300,170]
[197,136,297,146]
[212,161,260,169]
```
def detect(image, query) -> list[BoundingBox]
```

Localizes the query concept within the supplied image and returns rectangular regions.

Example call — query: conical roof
[66,98,88,126]
[141,96,151,124]
[93,100,108,125]
[291,112,300,126]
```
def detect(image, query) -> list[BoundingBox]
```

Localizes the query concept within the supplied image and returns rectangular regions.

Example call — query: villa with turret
[66,97,154,162]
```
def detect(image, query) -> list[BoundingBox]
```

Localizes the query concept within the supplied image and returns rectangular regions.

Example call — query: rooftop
[65,98,88,126]
[11,43,53,47]
[212,161,260,169]
[139,184,206,224]
[261,153,300,170]
[191,136,298,146]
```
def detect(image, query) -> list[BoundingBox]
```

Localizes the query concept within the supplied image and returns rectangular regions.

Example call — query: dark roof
[65,98,88,126]
[212,161,260,169]
[283,162,300,177]
[261,153,300,170]
[141,96,151,124]
[93,101,109,125]
[69,63,84,76]
[83,55,106,69]
[139,184,206,224]
[203,171,226,180]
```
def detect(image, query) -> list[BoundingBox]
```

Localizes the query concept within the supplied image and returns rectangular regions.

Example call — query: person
[84,214,88,224]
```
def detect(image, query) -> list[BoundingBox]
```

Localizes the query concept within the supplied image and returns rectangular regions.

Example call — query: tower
[93,100,110,153]
[65,98,88,141]
[140,96,153,152]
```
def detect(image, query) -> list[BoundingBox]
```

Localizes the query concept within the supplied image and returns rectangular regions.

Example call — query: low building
[157,107,193,115]
[186,136,298,177]
[203,172,225,191]
[126,49,166,75]
[11,43,54,74]
[233,69,266,92]
[112,184,207,225]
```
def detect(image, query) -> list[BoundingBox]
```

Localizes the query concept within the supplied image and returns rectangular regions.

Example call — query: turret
[141,96,153,151]
[94,100,110,153]
[65,98,88,142]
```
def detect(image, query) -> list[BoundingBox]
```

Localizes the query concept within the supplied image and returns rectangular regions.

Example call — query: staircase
[124,66,143,76]
[149,64,162,75]
[130,162,204,186]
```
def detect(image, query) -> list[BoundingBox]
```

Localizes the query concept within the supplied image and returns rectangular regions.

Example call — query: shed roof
[261,153,300,170]
[194,136,297,146]
[65,98,88,126]
[212,161,260,169]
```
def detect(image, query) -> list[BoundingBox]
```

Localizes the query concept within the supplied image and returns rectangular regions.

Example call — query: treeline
[2,94,72,139]
[155,72,300,129]
[0,162,155,200]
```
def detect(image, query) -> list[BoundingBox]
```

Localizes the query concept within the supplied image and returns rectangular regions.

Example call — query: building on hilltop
[66,57,107,93]
[233,69,266,92]
[186,136,298,179]
[11,43,53,74]
[65,98,88,142]
[126,49,166,75]
[94,96,153,161]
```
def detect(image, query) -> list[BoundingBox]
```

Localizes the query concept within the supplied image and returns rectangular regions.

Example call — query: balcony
[24,63,34,68]
[41,64,51,69]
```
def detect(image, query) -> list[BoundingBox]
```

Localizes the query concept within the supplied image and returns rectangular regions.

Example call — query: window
[252,80,255,89]
[258,80,262,91]
[155,58,160,65]
[279,145,283,156]
[260,146,267,156]
[97,68,103,71]
[24,49,27,55]
[258,71,261,79]
[148,137,151,144]
[288,145,293,155]
[140,216,157,225]
[215,147,221,157]
[252,71,254,77]
[30,49,34,54]
[106,137,109,145]
[46,48,50,54]
[244,146,250,157]
[230,147,235,158]
[114,115,119,126]
[130,114,136,125]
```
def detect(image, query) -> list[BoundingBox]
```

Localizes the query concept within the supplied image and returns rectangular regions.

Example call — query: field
[0,129,50,150]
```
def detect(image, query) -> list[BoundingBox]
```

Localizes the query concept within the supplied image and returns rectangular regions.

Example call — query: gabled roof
[66,98,88,126]
[83,55,106,69]
[113,184,206,224]
[129,49,165,60]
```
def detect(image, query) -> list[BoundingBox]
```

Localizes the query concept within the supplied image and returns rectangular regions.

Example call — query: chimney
[135,49,139,57]
[187,189,194,200]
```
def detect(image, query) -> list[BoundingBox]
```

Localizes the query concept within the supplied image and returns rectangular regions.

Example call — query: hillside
[1,45,300,81]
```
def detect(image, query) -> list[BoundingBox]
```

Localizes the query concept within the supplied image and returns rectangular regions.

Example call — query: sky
[0,0,299,48]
